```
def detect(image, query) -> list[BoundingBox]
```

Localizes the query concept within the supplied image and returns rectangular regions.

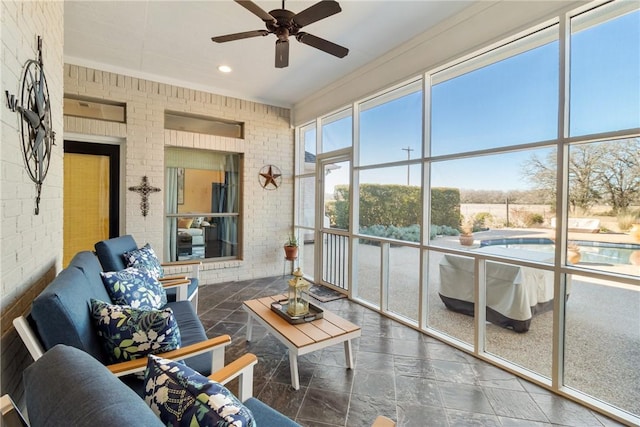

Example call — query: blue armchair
[23,345,301,427]
[95,235,200,311]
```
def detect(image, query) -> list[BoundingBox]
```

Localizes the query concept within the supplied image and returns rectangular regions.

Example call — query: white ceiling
[64,0,473,108]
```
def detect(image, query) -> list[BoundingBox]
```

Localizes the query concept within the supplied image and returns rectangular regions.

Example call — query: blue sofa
[13,251,229,396]
[24,345,301,427]
[15,250,300,426]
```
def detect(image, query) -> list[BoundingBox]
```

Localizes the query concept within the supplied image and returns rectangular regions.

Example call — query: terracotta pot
[284,245,298,260]
[459,235,474,246]
[567,249,581,264]
[630,250,640,266]
[630,224,640,243]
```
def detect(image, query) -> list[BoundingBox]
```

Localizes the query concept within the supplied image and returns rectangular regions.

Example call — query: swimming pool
[480,238,640,265]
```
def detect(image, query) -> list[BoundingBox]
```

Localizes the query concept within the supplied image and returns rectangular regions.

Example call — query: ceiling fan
[212,0,349,68]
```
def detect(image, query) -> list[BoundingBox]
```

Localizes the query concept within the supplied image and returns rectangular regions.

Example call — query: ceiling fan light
[218,65,232,73]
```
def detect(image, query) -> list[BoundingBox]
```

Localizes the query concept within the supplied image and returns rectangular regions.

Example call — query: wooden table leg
[344,340,354,369]
[289,350,300,390]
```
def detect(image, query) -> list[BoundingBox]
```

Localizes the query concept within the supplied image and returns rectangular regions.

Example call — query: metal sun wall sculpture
[5,36,55,215]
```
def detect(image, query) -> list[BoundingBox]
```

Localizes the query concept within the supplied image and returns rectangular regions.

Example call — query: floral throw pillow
[124,243,164,279]
[144,355,256,427]
[90,299,181,364]
[100,267,167,310]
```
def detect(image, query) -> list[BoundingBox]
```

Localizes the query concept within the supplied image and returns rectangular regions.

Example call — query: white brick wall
[0,4,294,406]
[1,0,64,406]
[63,64,295,284]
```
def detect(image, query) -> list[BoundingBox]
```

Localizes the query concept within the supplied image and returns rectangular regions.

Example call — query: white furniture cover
[438,246,568,332]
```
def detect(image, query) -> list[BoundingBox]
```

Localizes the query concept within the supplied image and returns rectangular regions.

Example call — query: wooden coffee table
[242,294,361,390]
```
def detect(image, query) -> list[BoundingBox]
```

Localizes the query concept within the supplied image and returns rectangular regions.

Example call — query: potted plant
[284,234,299,260]
[630,222,640,242]
[459,220,474,246]
[567,241,581,264]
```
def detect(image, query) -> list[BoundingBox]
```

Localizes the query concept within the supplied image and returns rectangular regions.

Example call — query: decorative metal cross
[128,176,161,217]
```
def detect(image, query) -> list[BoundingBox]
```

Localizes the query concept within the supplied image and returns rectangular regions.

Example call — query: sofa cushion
[144,355,255,427]
[67,251,114,301]
[90,299,181,364]
[101,267,167,309]
[24,344,163,427]
[123,243,164,278]
[164,300,210,374]
[31,267,109,363]
[95,235,138,272]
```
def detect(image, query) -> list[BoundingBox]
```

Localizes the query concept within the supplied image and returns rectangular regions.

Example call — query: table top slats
[243,295,361,349]
[321,310,361,333]
[294,322,332,341]
[244,299,314,347]
[305,318,344,336]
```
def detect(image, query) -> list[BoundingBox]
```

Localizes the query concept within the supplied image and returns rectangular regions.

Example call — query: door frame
[315,149,351,291]
[64,139,121,237]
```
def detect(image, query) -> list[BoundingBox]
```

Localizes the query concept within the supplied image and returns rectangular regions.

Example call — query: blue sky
[315,8,639,192]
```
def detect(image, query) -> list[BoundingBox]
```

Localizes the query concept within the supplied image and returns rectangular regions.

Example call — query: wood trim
[208,353,258,384]
[159,275,189,282]
[160,278,190,289]
[372,416,396,427]
[107,335,231,375]
[162,260,202,267]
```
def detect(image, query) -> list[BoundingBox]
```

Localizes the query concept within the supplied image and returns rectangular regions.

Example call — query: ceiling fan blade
[296,32,348,58]
[212,30,270,43]
[293,0,342,28]
[235,0,275,22]
[275,39,289,68]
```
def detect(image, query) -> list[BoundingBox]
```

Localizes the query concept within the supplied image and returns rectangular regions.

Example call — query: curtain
[165,168,178,261]
[222,154,238,256]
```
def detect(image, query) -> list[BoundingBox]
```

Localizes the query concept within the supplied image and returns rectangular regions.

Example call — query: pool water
[498,243,637,265]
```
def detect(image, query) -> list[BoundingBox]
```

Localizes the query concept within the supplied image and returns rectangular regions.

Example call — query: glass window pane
[299,123,317,175]
[296,226,316,283]
[359,165,421,243]
[356,239,381,308]
[565,138,640,277]
[430,251,474,347]
[484,260,553,378]
[564,273,640,415]
[570,5,640,136]
[321,108,352,152]
[431,26,559,156]
[298,176,316,229]
[430,148,556,258]
[359,81,422,166]
[165,149,240,261]
[325,161,350,231]
[389,245,420,323]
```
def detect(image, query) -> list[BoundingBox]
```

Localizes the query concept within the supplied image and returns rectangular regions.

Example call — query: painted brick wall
[1,0,64,405]
[63,64,295,284]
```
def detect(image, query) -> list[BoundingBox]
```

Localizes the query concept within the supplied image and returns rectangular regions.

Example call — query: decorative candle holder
[287,268,310,316]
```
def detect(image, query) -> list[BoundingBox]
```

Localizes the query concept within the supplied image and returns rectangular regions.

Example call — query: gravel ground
[306,229,640,416]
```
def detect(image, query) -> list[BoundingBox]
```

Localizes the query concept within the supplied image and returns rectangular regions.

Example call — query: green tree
[522,138,640,214]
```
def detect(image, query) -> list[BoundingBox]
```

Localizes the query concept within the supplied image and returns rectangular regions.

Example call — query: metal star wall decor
[259,164,282,190]
[128,176,161,217]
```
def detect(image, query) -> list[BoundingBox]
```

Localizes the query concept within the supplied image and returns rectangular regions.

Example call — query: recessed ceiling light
[218,65,232,73]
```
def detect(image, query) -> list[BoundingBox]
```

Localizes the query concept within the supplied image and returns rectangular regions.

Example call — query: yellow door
[63,151,111,266]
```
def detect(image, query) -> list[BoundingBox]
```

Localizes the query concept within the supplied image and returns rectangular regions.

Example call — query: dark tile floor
[197,277,625,427]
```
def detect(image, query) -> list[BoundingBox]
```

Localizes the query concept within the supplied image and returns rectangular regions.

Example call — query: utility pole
[401,146,414,185]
